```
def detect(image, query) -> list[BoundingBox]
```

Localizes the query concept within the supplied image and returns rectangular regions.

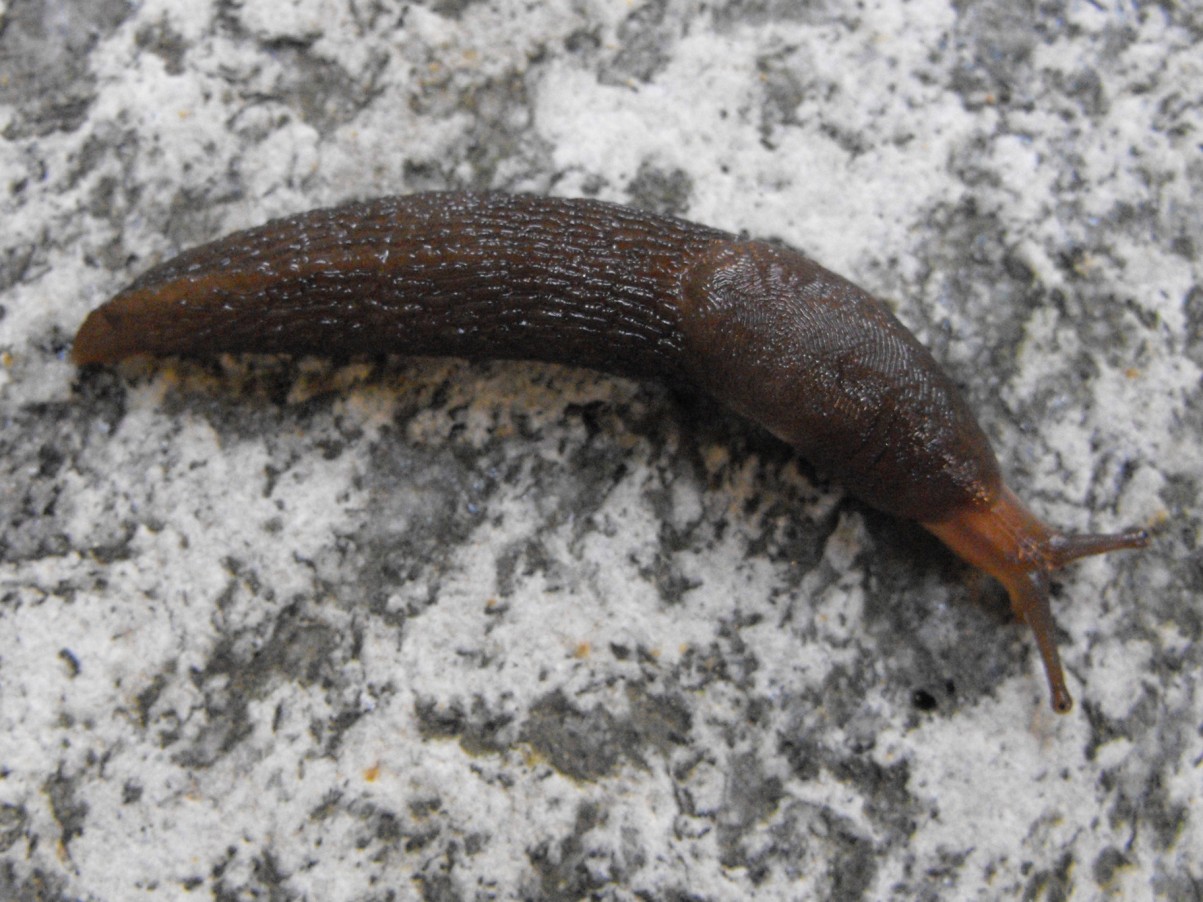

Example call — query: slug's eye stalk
[922,486,1148,713]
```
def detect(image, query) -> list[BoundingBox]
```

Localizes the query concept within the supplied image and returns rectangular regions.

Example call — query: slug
[72,191,1148,713]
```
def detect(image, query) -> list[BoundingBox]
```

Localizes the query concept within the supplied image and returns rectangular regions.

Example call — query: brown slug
[72,191,1148,713]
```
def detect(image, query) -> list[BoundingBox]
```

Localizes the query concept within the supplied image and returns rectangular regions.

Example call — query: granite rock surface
[0,1,1199,899]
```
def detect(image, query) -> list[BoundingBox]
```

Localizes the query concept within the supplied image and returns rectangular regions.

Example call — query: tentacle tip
[1050,685,1074,715]
[1121,527,1150,549]
[1048,524,1152,568]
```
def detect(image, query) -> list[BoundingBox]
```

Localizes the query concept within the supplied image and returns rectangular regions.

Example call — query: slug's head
[922,487,1148,713]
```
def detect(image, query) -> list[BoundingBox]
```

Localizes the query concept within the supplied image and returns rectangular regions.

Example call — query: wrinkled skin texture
[73,191,1148,713]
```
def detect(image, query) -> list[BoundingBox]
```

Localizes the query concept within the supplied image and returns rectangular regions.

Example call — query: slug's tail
[922,486,1148,713]
[72,305,134,365]
[71,276,209,365]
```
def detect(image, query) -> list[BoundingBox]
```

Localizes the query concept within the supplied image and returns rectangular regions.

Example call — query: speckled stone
[0,1,1198,899]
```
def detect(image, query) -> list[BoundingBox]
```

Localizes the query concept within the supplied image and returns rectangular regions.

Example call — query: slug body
[73,192,1147,712]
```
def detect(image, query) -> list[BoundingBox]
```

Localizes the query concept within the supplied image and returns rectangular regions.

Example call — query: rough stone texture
[0,1,1198,899]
